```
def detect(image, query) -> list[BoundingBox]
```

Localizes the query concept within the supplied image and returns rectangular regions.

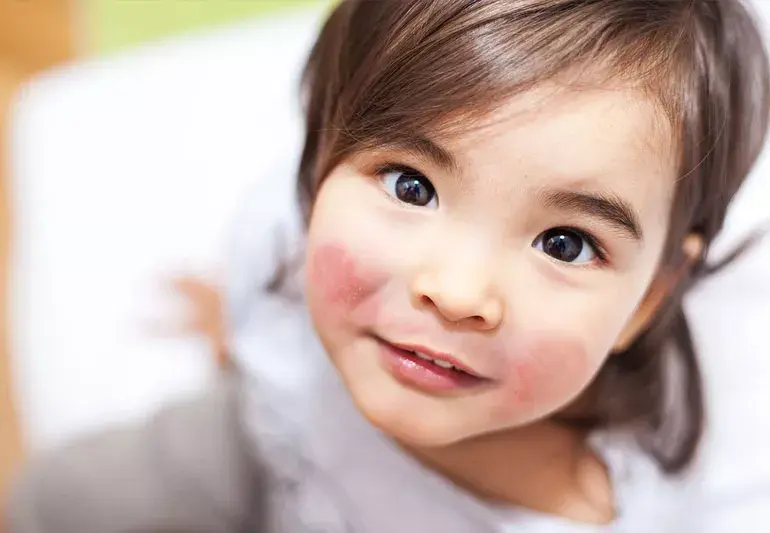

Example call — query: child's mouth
[375,338,490,393]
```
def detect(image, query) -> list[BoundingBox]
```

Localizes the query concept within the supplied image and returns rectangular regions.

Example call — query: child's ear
[612,234,703,353]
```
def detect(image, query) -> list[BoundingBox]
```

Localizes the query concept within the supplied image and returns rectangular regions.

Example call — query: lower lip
[378,340,487,393]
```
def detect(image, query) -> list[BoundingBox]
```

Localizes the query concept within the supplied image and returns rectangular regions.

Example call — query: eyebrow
[537,188,644,241]
[383,135,461,175]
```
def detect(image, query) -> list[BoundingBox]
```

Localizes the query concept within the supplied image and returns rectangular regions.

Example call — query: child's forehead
[433,83,676,182]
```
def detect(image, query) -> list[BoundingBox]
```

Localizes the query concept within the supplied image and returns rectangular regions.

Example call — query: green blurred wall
[90,0,328,54]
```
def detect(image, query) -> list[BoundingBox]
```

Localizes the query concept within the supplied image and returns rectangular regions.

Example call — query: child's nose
[411,259,504,330]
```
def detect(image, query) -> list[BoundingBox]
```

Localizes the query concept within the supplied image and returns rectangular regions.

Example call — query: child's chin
[391,426,471,449]
[358,401,477,449]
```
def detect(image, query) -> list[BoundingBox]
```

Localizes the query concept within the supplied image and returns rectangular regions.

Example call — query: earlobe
[612,234,704,353]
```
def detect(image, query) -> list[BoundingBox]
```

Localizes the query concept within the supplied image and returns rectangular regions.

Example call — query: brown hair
[290,0,770,473]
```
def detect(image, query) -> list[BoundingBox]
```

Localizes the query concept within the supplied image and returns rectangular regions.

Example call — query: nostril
[419,294,435,307]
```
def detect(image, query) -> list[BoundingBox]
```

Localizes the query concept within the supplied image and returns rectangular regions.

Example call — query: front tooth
[434,359,454,369]
[415,352,433,361]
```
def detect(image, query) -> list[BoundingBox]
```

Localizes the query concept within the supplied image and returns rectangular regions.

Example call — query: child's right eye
[378,165,439,208]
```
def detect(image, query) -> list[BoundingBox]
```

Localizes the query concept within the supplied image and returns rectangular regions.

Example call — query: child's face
[305,86,677,446]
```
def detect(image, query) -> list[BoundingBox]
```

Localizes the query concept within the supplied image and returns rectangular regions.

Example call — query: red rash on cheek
[308,243,381,314]
[495,334,593,417]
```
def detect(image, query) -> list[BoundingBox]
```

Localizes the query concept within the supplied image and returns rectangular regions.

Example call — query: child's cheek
[493,334,596,419]
[307,242,384,321]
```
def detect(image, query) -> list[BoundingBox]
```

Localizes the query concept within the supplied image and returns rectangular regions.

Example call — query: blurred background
[0,0,329,498]
[2,0,770,516]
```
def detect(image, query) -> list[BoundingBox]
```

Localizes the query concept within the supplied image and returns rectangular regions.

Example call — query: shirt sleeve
[4,375,267,533]
[224,157,303,332]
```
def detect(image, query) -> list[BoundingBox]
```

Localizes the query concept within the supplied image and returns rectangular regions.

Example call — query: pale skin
[304,85,702,524]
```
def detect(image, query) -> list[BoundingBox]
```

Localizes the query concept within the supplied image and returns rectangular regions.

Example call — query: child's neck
[405,420,615,525]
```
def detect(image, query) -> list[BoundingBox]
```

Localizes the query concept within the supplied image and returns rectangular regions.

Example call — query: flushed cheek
[307,242,386,324]
[492,334,598,420]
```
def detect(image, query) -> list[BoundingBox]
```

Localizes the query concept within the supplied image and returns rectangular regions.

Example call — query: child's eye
[379,166,439,208]
[533,227,603,265]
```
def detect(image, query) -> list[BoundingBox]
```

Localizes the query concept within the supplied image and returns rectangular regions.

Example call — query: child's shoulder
[229,273,324,449]
[584,431,701,528]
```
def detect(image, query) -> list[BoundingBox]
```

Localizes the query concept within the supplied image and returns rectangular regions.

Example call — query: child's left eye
[379,166,439,209]
[532,228,603,265]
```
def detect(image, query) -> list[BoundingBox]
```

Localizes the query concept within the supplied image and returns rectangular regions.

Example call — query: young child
[5,0,770,531]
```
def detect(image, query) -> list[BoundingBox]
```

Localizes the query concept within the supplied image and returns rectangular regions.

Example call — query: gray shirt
[6,374,267,533]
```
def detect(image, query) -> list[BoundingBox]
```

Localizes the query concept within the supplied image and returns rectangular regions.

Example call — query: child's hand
[151,275,229,370]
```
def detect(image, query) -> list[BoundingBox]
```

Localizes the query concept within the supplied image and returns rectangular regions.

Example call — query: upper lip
[387,340,487,379]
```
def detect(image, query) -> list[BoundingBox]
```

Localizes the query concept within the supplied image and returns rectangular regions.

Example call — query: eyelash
[371,161,610,267]
[374,162,423,179]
